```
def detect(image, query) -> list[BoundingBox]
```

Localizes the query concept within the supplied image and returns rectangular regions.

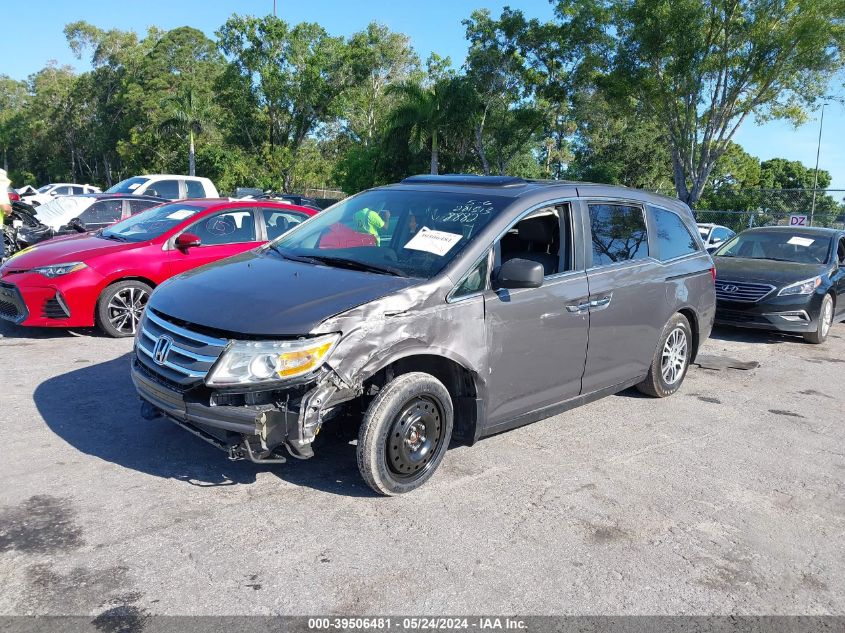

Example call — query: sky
[1,0,843,191]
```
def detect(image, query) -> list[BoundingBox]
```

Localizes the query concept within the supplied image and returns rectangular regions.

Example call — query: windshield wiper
[266,243,318,263]
[305,254,405,277]
[100,233,128,242]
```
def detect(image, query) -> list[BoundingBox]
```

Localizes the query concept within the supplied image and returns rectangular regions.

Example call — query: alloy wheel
[107,286,149,335]
[661,327,688,385]
[821,298,833,339]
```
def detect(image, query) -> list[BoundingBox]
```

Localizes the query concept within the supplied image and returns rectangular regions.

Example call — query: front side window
[186,180,205,198]
[270,190,511,279]
[101,202,205,242]
[588,203,648,267]
[149,180,180,199]
[262,208,310,241]
[188,210,256,245]
[497,205,568,277]
[650,206,699,261]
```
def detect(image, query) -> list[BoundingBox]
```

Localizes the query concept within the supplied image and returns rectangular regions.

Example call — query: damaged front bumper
[131,355,356,463]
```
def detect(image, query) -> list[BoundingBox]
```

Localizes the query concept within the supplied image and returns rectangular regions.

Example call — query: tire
[636,313,693,398]
[804,293,834,344]
[357,372,454,496]
[96,280,152,338]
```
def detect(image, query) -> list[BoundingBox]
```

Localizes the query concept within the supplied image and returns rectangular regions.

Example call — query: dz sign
[789,215,808,226]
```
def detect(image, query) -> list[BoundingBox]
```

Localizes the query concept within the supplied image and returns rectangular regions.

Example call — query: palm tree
[387,78,473,175]
[159,87,213,176]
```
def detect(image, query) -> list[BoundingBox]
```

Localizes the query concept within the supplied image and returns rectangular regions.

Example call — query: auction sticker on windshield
[167,209,195,220]
[787,236,815,247]
[404,226,463,256]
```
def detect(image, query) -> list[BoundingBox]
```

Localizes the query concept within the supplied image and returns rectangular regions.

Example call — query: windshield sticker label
[166,209,195,220]
[787,236,814,247]
[404,226,463,256]
[128,182,141,190]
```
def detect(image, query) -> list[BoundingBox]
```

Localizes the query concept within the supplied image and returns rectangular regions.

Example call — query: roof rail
[400,174,527,187]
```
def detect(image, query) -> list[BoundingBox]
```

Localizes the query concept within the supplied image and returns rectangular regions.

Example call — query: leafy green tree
[217,15,366,191]
[611,0,845,205]
[0,76,28,173]
[386,75,475,175]
[343,23,419,145]
[159,87,215,176]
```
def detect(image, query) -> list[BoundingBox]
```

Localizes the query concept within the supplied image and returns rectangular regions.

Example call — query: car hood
[34,197,95,230]
[1,233,137,272]
[149,251,421,336]
[714,256,829,286]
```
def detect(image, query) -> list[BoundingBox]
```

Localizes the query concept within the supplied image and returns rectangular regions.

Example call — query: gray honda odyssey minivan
[132,175,716,494]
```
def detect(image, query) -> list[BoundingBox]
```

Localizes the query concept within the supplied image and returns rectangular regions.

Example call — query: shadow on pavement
[0,320,100,340]
[708,324,811,346]
[33,353,376,497]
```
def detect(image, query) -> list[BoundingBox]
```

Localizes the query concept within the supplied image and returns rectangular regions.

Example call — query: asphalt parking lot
[0,320,843,616]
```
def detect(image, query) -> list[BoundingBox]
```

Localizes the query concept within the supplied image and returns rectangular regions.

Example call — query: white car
[19,183,101,206]
[104,174,219,199]
[697,223,736,253]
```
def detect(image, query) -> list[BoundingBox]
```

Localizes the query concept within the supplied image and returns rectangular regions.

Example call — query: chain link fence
[693,189,845,231]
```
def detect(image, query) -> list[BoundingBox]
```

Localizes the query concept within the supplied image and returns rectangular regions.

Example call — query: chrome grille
[715,279,775,303]
[135,310,228,386]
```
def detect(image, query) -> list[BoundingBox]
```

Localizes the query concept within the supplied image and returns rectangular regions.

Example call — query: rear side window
[79,199,124,224]
[128,199,159,215]
[588,203,648,267]
[186,180,205,198]
[650,206,700,261]
[262,208,310,240]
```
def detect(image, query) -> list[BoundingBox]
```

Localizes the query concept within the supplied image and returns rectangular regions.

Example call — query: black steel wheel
[357,372,453,495]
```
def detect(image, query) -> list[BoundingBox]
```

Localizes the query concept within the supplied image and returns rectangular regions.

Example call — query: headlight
[31,262,88,278]
[205,333,340,387]
[778,276,822,296]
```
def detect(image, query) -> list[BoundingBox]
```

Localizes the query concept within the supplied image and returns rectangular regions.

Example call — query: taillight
[8,191,20,202]
[710,266,717,281]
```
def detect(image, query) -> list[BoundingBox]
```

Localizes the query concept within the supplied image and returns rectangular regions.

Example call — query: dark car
[277,194,322,211]
[131,175,716,495]
[15,194,163,249]
[713,226,845,343]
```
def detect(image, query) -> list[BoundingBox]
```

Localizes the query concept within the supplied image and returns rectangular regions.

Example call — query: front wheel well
[94,277,157,320]
[364,354,480,445]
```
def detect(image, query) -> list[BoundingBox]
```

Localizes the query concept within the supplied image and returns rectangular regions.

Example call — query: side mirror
[175,232,201,251]
[494,258,544,290]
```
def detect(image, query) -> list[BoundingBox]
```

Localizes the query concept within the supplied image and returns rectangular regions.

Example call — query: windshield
[106,177,150,194]
[716,231,832,264]
[101,202,199,243]
[268,189,511,278]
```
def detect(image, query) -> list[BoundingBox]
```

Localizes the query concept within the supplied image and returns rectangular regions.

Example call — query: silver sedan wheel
[107,286,149,335]
[661,327,689,385]
[821,297,833,339]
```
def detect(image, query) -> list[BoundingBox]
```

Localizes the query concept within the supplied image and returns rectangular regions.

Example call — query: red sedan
[0,199,317,337]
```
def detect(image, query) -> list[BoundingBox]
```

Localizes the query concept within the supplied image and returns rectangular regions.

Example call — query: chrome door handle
[566,302,591,313]
[589,296,611,308]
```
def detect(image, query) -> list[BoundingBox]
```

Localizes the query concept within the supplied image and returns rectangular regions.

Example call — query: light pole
[810,102,827,226]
